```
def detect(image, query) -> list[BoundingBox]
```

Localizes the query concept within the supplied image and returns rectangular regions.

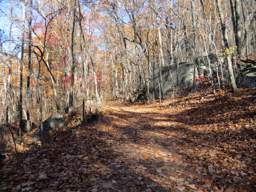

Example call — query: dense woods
[0,0,255,191]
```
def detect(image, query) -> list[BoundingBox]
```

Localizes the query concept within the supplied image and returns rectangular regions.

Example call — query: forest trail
[1,90,256,192]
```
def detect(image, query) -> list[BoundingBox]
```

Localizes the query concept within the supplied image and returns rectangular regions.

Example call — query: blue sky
[0,0,178,54]
[0,0,11,40]
[0,0,23,54]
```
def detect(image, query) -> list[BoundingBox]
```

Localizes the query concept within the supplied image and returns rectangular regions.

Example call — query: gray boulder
[39,113,65,140]
[238,66,256,88]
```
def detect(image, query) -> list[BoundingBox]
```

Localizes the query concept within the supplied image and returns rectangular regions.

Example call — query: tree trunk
[216,0,238,92]
[191,0,197,90]
[230,0,242,57]
[19,1,26,136]
[26,0,33,123]
[69,0,77,108]
[157,27,164,101]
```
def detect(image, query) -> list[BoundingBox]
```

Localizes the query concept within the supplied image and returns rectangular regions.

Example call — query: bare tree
[215,0,238,92]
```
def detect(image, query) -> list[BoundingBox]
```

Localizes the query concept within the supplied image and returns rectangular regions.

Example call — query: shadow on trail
[1,92,256,191]
[1,127,168,192]
[104,93,256,191]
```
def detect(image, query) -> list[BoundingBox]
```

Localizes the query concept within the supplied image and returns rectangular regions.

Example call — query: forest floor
[1,89,256,192]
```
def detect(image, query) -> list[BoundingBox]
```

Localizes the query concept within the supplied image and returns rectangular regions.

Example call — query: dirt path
[1,90,256,192]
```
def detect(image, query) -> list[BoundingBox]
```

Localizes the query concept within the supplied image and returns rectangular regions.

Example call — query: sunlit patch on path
[1,90,256,191]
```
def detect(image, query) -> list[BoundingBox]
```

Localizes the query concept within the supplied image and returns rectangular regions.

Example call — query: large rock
[39,113,65,140]
[238,66,256,88]
[149,62,198,98]
[177,62,197,89]
[132,54,218,101]
[194,53,218,67]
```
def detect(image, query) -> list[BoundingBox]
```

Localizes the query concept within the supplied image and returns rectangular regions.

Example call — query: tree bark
[19,1,26,136]
[69,0,77,108]
[26,0,33,122]
[230,0,242,57]
[216,0,238,92]
[157,27,164,102]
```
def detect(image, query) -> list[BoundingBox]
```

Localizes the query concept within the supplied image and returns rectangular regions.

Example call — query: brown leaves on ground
[1,89,256,192]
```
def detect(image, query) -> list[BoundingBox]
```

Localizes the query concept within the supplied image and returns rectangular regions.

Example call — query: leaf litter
[1,89,256,191]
